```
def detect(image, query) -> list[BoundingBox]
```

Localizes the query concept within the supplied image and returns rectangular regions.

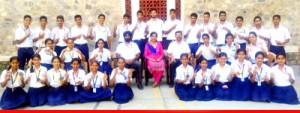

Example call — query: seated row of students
[174,52,299,105]
[0,55,133,110]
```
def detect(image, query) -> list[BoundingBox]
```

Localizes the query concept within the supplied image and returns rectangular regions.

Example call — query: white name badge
[258,81,261,86]
[74,86,78,92]
[100,62,103,66]
[205,85,209,91]
[241,77,244,82]
[93,88,97,93]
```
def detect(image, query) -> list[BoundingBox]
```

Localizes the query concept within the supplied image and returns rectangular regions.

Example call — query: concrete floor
[1,65,300,110]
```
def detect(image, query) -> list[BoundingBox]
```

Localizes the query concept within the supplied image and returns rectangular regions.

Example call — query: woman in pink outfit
[144,32,165,88]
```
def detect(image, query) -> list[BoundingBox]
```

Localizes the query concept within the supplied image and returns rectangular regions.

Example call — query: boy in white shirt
[214,11,235,46]
[33,16,51,49]
[235,16,249,50]
[251,16,270,47]
[114,14,132,43]
[51,15,70,56]
[132,10,147,62]
[164,9,183,47]
[146,8,164,42]
[90,14,111,50]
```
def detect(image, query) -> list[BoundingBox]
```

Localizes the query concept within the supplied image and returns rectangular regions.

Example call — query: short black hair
[71,58,81,64]
[219,52,228,58]
[204,12,210,17]
[45,38,54,45]
[219,11,226,16]
[276,52,286,59]
[24,15,32,20]
[39,16,47,21]
[190,13,198,18]
[180,53,189,59]
[123,14,130,19]
[74,14,82,20]
[56,15,64,21]
[253,16,261,22]
[273,14,281,20]
[236,48,247,55]
[175,31,182,35]
[170,9,176,13]
[236,16,243,21]
[98,14,105,19]
[137,10,143,15]
[149,8,157,13]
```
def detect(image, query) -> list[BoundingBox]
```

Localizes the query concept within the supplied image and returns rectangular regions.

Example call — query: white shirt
[39,48,57,64]
[175,65,194,85]
[93,24,111,42]
[0,69,26,88]
[251,26,270,45]
[68,69,86,86]
[199,22,215,43]
[116,23,132,43]
[235,26,249,43]
[184,23,200,44]
[51,26,70,47]
[84,71,107,88]
[25,66,47,88]
[271,65,295,87]
[60,48,81,63]
[71,25,89,44]
[215,21,235,45]
[246,43,268,63]
[163,19,183,40]
[116,42,140,60]
[47,68,67,88]
[167,41,191,59]
[195,69,213,85]
[211,64,231,82]
[269,25,291,46]
[251,64,270,82]
[110,68,132,84]
[146,18,164,41]
[132,21,146,40]
[34,27,51,47]
[90,48,111,62]
[15,25,34,48]
[196,44,216,60]
[230,60,252,79]
[220,43,237,63]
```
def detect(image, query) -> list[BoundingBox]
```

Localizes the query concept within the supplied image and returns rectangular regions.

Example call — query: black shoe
[137,83,144,90]
[169,83,174,88]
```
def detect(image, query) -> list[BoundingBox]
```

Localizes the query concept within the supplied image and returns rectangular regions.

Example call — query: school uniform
[25,66,48,107]
[80,71,111,103]
[15,25,34,70]
[39,48,57,70]
[167,41,191,85]
[60,48,82,70]
[194,69,214,101]
[230,60,252,101]
[90,48,112,76]
[220,43,237,65]
[235,26,249,50]
[51,26,70,56]
[110,68,134,104]
[175,65,195,101]
[34,27,51,48]
[199,22,215,44]
[215,21,235,46]
[66,69,85,103]
[251,64,271,102]
[132,21,147,59]
[211,63,232,100]
[184,23,200,57]
[116,23,132,43]
[269,25,290,57]
[270,65,299,104]
[246,43,268,64]
[164,19,183,47]
[251,26,270,46]
[46,68,67,105]
[146,18,164,41]
[71,25,90,62]
[195,44,217,69]
[93,24,111,49]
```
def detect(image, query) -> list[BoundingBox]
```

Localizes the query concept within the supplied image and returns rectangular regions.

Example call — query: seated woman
[218,33,240,65]
[270,53,299,104]
[31,39,57,70]
[174,53,195,101]
[60,39,85,70]
[80,61,111,103]
[110,57,134,104]
[195,33,217,69]
[144,32,165,88]
[246,32,268,64]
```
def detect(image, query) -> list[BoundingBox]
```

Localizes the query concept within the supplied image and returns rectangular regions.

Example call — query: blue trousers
[54,46,66,57]
[18,48,34,70]
[133,39,146,59]
[75,43,89,62]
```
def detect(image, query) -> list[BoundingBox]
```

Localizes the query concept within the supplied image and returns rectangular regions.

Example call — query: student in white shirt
[235,16,249,50]
[66,58,86,103]
[195,34,217,69]
[116,31,143,90]
[218,33,240,65]
[246,32,268,64]
[0,56,27,110]
[250,51,271,102]
[25,54,48,107]
[60,39,85,70]
[46,57,68,106]
[167,31,191,88]
[214,11,236,46]
[36,39,57,70]
[251,16,270,47]
[71,15,90,62]
[132,10,147,62]
[270,53,299,104]
[146,8,164,42]
[164,9,183,47]
[269,15,290,57]
[110,57,134,104]
[33,16,51,49]
[114,14,132,43]
[51,15,70,57]
[15,15,34,70]
[198,12,215,45]
[174,53,195,101]
[195,58,215,101]
[91,14,111,49]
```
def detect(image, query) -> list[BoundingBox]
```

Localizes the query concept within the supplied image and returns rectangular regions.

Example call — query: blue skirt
[174,83,195,101]
[67,85,84,103]
[214,82,232,101]
[271,85,299,105]
[41,63,53,70]
[251,82,271,102]
[64,62,84,71]
[112,83,134,104]
[195,84,214,101]
[28,86,48,107]
[231,77,251,101]
[47,87,66,106]
[98,62,112,76]
[80,87,112,103]
[0,87,28,110]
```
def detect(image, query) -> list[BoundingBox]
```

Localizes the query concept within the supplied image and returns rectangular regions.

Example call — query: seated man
[116,31,144,90]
